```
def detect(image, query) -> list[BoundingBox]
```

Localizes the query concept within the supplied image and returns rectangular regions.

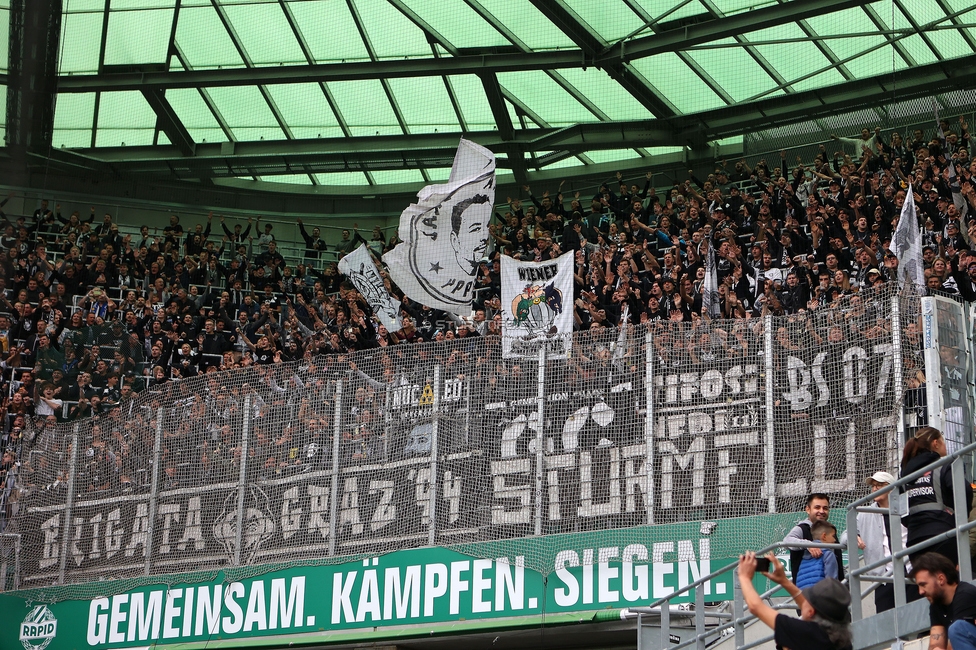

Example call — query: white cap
[866,471,896,485]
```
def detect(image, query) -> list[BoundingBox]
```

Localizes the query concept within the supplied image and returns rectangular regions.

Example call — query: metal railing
[845,438,976,621]
[628,439,976,649]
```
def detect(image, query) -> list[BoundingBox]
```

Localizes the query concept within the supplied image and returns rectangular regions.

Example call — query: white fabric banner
[383,139,495,315]
[500,252,574,359]
[894,185,925,289]
[338,244,402,332]
[703,240,721,318]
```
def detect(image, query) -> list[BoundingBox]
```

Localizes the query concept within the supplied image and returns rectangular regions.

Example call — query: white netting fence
[0,283,924,597]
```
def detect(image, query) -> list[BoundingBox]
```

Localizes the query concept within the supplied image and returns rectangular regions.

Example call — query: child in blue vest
[795,521,840,589]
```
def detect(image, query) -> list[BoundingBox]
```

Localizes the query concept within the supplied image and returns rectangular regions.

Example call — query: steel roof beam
[56,0,870,93]
[141,89,196,157]
[54,58,976,178]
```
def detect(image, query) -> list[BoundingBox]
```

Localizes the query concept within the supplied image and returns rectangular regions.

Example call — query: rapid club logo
[20,605,58,650]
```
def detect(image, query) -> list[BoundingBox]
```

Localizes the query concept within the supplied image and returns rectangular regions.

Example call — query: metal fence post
[233,395,252,566]
[534,346,546,537]
[661,597,670,649]
[847,507,863,621]
[143,409,165,576]
[695,582,706,650]
[732,570,744,648]
[428,366,441,547]
[58,423,81,584]
[645,330,655,525]
[329,380,343,557]
[890,500,907,609]
[953,455,973,582]
[763,314,776,512]
[383,382,391,461]
[890,294,906,463]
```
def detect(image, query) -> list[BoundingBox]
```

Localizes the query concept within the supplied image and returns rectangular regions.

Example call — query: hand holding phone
[754,557,771,573]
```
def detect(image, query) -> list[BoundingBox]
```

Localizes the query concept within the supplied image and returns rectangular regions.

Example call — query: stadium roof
[5,0,976,197]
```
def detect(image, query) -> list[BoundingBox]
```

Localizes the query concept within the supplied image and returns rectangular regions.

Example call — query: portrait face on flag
[447,181,493,276]
[384,139,496,315]
[406,172,493,298]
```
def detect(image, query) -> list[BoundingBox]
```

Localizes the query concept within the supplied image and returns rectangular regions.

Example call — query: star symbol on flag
[429,262,442,273]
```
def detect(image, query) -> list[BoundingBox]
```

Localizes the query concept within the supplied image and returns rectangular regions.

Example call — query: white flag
[338,244,403,332]
[501,252,574,359]
[702,240,722,318]
[933,99,945,144]
[383,139,495,315]
[894,185,924,289]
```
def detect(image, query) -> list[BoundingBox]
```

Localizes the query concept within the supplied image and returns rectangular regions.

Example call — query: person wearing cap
[858,470,920,612]
[739,551,853,650]
[911,551,976,650]
[865,267,886,288]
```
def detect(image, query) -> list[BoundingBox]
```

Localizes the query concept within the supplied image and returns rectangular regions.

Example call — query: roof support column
[5,0,63,162]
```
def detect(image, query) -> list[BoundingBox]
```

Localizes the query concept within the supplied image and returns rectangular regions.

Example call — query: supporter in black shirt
[912,552,976,650]
[739,552,852,650]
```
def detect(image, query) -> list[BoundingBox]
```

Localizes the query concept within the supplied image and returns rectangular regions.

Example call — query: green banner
[1,512,801,650]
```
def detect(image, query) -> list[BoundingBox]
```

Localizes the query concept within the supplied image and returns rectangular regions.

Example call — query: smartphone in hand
[754,557,771,573]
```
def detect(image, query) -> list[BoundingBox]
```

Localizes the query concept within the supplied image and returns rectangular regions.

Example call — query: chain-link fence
[0,283,925,598]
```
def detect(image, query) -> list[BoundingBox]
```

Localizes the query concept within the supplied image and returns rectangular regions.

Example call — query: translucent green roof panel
[59,10,102,74]
[746,23,834,85]
[287,1,369,63]
[314,172,370,186]
[0,6,7,73]
[540,157,584,171]
[497,71,598,127]
[555,68,655,121]
[63,0,103,11]
[265,84,343,140]
[473,0,576,50]
[804,8,881,62]
[206,85,287,141]
[260,174,314,185]
[631,54,726,113]
[326,79,401,136]
[42,0,976,190]
[687,37,783,102]
[446,75,495,131]
[632,0,708,24]
[398,0,508,49]
[386,77,461,134]
[165,87,228,143]
[175,6,244,69]
[354,0,431,60]
[52,93,96,148]
[95,91,158,146]
[563,0,644,43]
[220,2,307,66]
[370,169,427,185]
[424,167,454,182]
[585,150,645,164]
[104,2,175,66]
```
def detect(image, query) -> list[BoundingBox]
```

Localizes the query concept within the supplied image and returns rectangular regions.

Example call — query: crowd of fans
[0,117,974,490]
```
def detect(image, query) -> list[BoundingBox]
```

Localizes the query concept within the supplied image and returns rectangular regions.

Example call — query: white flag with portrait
[501,252,574,359]
[384,139,495,315]
[338,244,402,332]
[894,185,925,289]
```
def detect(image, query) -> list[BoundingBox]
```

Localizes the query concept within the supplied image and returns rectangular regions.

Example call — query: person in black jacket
[901,426,973,565]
